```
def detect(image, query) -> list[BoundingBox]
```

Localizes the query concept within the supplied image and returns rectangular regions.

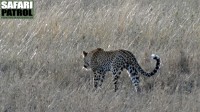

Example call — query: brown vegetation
[0,0,200,111]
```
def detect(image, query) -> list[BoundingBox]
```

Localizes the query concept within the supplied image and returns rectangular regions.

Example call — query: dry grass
[0,0,200,111]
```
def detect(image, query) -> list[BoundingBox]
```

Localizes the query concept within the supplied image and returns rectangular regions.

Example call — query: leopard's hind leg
[127,65,141,92]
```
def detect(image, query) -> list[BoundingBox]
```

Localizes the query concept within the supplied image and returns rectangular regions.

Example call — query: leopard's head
[82,48,103,70]
[82,51,91,69]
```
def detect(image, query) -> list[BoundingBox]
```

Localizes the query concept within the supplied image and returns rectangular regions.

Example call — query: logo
[1,0,34,19]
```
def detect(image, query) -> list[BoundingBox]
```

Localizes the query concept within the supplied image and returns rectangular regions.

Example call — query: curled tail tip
[151,54,160,59]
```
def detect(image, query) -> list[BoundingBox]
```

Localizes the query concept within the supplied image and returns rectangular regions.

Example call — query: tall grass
[0,0,200,111]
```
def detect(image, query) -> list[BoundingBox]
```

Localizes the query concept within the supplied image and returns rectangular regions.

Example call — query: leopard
[82,48,160,92]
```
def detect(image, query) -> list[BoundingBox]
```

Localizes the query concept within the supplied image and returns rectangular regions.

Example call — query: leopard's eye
[84,65,87,68]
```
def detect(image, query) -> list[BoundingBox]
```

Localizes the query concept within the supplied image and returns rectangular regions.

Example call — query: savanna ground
[0,0,200,111]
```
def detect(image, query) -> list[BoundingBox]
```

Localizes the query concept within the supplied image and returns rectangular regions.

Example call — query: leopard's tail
[137,54,160,77]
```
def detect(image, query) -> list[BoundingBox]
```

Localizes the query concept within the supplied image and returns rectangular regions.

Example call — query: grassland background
[0,0,200,112]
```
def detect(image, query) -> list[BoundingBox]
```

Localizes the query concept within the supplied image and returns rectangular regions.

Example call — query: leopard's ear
[82,51,88,57]
[97,48,103,51]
